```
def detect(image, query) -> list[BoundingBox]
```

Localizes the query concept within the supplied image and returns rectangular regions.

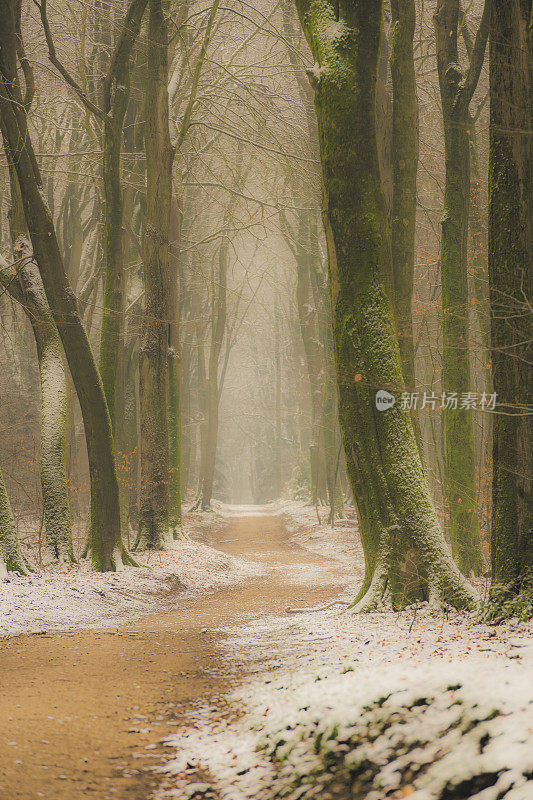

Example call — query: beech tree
[389,0,423,451]
[294,0,476,609]
[0,246,73,563]
[488,0,532,616]
[0,463,31,575]
[0,9,73,563]
[0,0,127,571]
[136,0,173,549]
[434,0,489,576]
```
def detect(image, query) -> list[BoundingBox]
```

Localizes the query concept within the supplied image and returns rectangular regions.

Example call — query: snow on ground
[0,510,263,638]
[155,502,533,800]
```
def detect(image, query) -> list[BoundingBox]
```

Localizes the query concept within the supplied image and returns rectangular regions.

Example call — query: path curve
[0,508,347,800]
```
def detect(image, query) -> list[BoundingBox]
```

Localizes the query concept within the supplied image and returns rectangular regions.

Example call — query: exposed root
[482,579,533,622]
[285,600,351,614]
[350,565,389,613]
[171,525,190,542]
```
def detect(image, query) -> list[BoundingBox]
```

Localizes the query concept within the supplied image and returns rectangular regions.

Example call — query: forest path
[0,507,347,800]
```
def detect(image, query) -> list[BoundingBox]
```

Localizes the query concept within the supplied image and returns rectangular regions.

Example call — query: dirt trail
[0,508,347,800]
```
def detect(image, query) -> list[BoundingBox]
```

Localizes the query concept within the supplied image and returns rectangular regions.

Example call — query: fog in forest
[0,0,531,797]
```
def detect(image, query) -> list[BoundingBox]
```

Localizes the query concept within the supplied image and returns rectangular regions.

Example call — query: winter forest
[0,0,531,798]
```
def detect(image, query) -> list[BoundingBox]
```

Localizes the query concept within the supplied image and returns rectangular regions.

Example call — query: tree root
[285,600,352,614]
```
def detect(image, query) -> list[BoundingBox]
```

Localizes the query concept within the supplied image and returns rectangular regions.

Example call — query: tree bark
[137,0,172,549]
[274,297,283,498]
[0,463,32,577]
[0,245,74,563]
[98,0,148,424]
[488,0,533,615]
[0,1,124,571]
[294,210,327,505]
[168,196,183,532]
[1,87,74,563]
[200,237,229,509]
[390,0,423,453]
[295,0,476,610]
[434,0,488,576]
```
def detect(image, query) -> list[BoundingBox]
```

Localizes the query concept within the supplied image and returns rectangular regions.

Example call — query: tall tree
[0,463,31,576]
[0,0,126,571]
[0,246,74,563]
[294,0,475,610]
[488,0,533,615]
[37,0,148,424]
[199,233,230,509]
[434,0,489,576]
[0,6,73,563]
[389,0,422,450]
[137,0,173,549]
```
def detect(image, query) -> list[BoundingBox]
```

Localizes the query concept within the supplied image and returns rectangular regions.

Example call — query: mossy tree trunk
[434,0,489,576]
[37,0,148,426]
[137,0,173,549]
[312,255,341,522]
[0,49,73,563]
[488,0,533,615]
[295,0,476,610]
[98,0,148,423]
[389,0,423,453]
[0,244,74,563]
[282,3,340,515]
[0,463,32,577]
[294,210,328,506]
[0,1,124,571]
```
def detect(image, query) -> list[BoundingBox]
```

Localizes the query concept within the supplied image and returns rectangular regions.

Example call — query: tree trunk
[294,210,327,505]
[0,2,124,571]
[0,148,74,563]
[488,0,533,615]
[274,297,283,499]
[137,0,172,549]
[435,0,488,576]
[468,119,493,541]
[308,220,340,520]
[295,0,476,610]
[168,196,183,532]
[1,246,74,563]
[86,0,147,549]
[390,0,423,454]
[190,285,208,510]
[0,464,32,576]
[99,120,126,424]
[200,236,229,510]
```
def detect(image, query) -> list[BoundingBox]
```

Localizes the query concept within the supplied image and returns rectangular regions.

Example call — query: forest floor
[0,504,532,800]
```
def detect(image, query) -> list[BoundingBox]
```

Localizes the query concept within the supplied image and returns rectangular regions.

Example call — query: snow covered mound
[254,660,533,800]
[0,540,263,637]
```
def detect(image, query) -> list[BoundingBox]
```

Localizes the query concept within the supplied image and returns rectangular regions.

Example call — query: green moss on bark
[0,464,32,576]
[295,0,476,610]
[487,0,533,615]
[0,2,123,571]
[434,0,488,577]
[137,0,172,550]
